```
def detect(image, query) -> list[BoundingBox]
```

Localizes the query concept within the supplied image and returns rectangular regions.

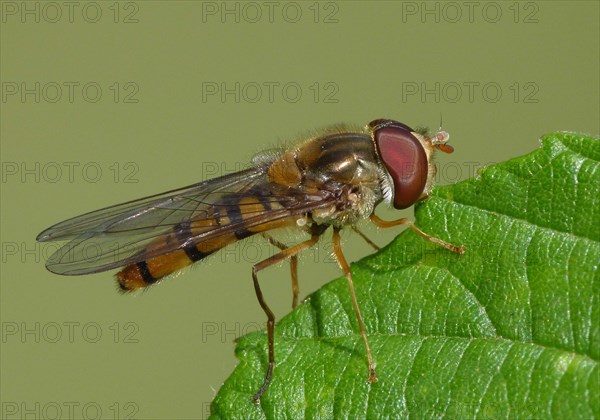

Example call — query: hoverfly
[37,118,464,401]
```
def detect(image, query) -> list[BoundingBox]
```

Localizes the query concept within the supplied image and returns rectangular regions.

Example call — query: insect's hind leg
[252,224,327,402]
[261,233,300,309]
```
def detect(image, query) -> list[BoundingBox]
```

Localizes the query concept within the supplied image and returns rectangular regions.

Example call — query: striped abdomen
[116,195,294,291]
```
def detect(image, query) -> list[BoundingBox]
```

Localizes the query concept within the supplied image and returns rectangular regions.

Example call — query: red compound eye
[371,121,428,209]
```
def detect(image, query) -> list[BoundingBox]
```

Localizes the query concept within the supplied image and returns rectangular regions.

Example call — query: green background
[1,1,598,419]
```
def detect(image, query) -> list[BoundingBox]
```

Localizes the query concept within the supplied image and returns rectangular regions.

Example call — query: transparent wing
[37,166,337,275]
[37,168,264,242]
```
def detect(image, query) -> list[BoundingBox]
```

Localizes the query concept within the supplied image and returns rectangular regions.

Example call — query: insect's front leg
[370,214,465,254]
[251,225,326,402]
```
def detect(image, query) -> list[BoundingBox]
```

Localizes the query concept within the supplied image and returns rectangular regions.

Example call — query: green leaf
[210,132,599,419]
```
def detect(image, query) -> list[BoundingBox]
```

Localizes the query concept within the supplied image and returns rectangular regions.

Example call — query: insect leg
[332,227,378,384]
[252,225,326,402]
[370,214,465,254]
[351,226,380,251]
[261,233,300,309]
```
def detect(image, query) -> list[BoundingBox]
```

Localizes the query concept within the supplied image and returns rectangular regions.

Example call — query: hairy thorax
[266,129,385,227]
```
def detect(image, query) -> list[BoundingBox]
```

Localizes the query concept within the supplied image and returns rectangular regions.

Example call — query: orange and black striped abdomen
[116,194,293,291]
